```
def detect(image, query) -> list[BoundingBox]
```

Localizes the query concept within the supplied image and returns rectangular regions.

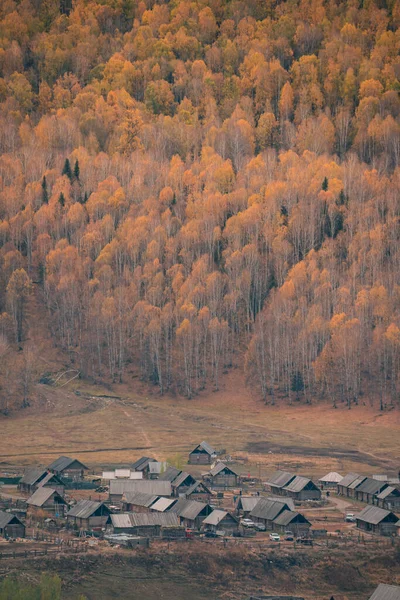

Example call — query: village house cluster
[1,443,400,544]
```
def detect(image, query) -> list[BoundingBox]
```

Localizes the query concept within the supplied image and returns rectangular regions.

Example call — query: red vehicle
[185,529,194,539]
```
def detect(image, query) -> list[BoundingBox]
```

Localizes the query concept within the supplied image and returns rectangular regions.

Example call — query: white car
[241,518,256,528]
[269,533,280,541]
[345,513,356,522]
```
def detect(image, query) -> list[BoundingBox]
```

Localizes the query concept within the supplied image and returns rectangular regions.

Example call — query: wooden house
[110,512,180,538]
[375,487,400,510]
[131,457,157,474]
[368,584,400,600]
[202,510,238,535]
[169,498,213,530]
[122,492,159,512]
[0,511,25,538]
[188,441,216,465]
[265,471,296,496]
[185,481,212,503]
[337,472,361,496]
[109,480,171,505]
[48,456,88,482]
[347,475,368,498]
[150,497,178,512]
[282,476,321,501]
[26,487,67,517]
[18,469,65,495]
[250,498,293,530]
[354,478,389,504]
[236,496,261,517]
[66,500,111,530]
[356,505,398,536]
[318,472,343,489]
[208,462,238,488]
[159,467,196,496]
[272,510,311,535]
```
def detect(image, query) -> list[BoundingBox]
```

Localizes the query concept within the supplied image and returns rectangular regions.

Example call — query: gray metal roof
[319,472,343,483]
[202,510,237,526]
[356,505,395,525]
[123,492,159,507]
[111,512,179,529]
[159,466,181,482]
[169,498,207,520]
[131,457,156,471]
[26,487,65,507]
[20,468,47,486]
[273,510,310,526]
[376,486,400,500]
[48,456,87,472]
[266,471,295,488]
[338,472,361,488]
[283,476,313,493]
[67,500,109,519]
[150,497,177,512]
[237,496,261,513]
[0,510,24,529]
[355,478,388,495]
[209,462,238,477]
[185,481,211,496]
[191,441,215,455]
[268,497,295,510]
[111,480,172,497]
[36,472,64,488]
[348,475,368,490]
[368,584,400,600]
[250,498,288,521]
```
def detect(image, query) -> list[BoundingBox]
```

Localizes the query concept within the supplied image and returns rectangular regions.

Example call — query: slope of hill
[0,0,399,412]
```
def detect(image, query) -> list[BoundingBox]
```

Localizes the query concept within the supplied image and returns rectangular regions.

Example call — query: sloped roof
[172,471,196,488]
[123,492,159,507]
[268,497,295,510]
[67,500,110,519]
[0,510,24,529]
[237,496,261,513]
[376,486,400,500]
[169,498,207,520]
[319,472,343,483]
[111,512,179,529]
[273,510,310,526]
[347,475,367,490]
[20,468,47,486]
[36,472,64,488]
[26,487,65,507]
[148,462,166,474]
[111,480,172,497]
[357,505,396,525]
[284,476,314,493]
[150,497,177,512]
[185,481,211,496]
[203,510,237,526]
[338,472,361,488]
[191,441,215,455]
[48,456,87,472]
[210,462,238,477]
[266,471,295,488]
[356,478,388,495]
[159,466,181,482]
[250,498,288,521]
[368,584,400,600]
[131,457,156,471]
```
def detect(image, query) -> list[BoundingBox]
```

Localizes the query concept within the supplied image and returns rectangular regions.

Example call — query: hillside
[0,0,400,413]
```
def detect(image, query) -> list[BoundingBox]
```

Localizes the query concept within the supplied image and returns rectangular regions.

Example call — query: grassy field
[1,370,399,477]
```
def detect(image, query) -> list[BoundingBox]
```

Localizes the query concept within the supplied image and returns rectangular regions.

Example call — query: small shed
[272,510,311,535]
[202,510,238,535]
[0,511,25,538]
[209,462,238,488]
[356,505,398,536]
[169,498,212,529]
[122,492,159,512]
[66,500,111,530]
[318,472,343,489]
[188,441,216,465]
[26,487,67,517]
[368,584,400,600]
[265,471,296,496]
[185,481,212,503]
[354,478,389,504]
[376,487,400,510]
[48,456,88,481]
[283,477,321,501]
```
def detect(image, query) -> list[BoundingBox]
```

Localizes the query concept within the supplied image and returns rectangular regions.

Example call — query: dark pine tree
[62,158,72,180]
[58,192,65,207]
[74,159,80,180]
[41,176,48,204]
[322,176,329,191]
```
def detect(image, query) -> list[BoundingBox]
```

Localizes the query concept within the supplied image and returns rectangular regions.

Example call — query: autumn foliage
[0,0,399,409]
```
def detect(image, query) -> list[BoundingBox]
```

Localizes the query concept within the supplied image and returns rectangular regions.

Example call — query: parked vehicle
[254,522,266,531]
[241,518,256,528]
[269,533,280,541]
[345,513,356,522]
[296,537,313,545]
[284,530,294,541]
[205,531,218,538]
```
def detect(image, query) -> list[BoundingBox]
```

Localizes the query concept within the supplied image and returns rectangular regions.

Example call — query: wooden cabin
[169,498,213,530]
[202,510,238,535]
[208,462,238,488]
[110,512,181,538]
[26,487,67,517]
[375,487,400,510]
[272,510,311,535]
[66,500,111,530]
[282,476,321,501]
[356,505,398,536]
[354,478,389,504]
[185,481,212,503]
[0,511,25,539]
[188,441,216,465]
[48,456,88,482]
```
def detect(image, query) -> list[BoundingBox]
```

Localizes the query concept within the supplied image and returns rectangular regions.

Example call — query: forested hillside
[0,0,399,412]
